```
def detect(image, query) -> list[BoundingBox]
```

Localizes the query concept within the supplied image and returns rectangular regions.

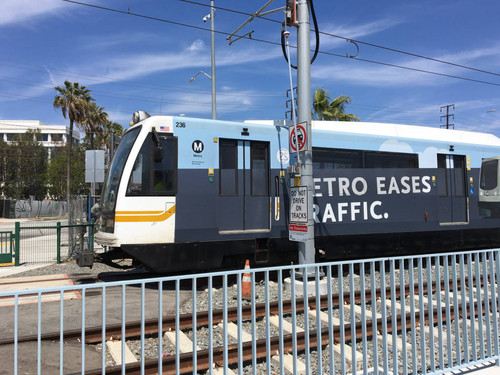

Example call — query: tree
[4,130,47,200]
[83,102,108,149]
[100,119,123,150]
[53,81,93,208]
[312,88,360,121]
[0,137,8,194]
[46,145,88,200]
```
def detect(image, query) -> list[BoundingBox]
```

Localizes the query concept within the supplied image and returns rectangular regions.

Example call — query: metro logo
[192,140,204,153]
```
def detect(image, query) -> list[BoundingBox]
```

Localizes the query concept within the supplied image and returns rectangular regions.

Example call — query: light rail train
[95,113,500,273]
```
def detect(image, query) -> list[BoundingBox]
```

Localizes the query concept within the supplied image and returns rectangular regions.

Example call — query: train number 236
[176,122,186,128]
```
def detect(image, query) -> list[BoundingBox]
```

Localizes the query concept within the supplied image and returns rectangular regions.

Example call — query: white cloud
[0,0,66,26]
[320,17,406,50]
[69,42,281,85]
[188,39,205,52]
[159,89,263,117]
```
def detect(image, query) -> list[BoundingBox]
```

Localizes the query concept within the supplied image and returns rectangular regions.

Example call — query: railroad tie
[268,315,307,374]
[349,303,412,355]
[164,330,200,353]
[212,366,237,375]
[440,290,490,335]
[271,353,306,375]
[106,340,138,366]
[211,324,239,375]
[308,309,361,365]
[224,322,253,342]
[268,314,304,333]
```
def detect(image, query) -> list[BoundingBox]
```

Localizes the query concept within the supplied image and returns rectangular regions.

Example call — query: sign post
[296,0,315,272]
[85,150,105,197]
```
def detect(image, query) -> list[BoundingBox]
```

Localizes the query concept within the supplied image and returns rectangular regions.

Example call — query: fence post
[90,220,95,252]
[57,221,61,264]
[14,221,20,266]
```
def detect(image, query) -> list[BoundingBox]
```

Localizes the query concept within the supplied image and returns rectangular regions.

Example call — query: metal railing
[12,221,95,266]
[0,249,499,374]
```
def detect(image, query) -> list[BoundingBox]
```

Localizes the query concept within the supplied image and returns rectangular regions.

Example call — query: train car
[479,156,500,216]
[94,112,500,273]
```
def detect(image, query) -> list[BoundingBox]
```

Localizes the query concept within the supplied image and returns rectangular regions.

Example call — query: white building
[0,120,80,159]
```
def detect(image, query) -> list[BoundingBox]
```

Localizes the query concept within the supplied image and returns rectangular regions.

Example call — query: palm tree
[53,81,93,211]
[83,103,108,149]
[312,88,360,121]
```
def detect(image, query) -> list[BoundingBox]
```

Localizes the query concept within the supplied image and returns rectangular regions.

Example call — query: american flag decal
[159,126,169,132]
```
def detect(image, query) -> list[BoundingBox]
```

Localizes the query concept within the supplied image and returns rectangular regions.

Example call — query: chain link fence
[11,196,97,266]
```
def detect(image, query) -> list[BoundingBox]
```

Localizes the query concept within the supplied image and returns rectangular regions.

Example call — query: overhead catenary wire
[2,0,497,128]
[60,0,500,88]
[180,0,500,79]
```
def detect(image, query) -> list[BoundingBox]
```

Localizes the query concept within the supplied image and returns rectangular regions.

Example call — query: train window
[220,139,237,196]
[364,151,418,168]
[313,148,362,169]
[250,142,269,196]
[437,154,449,197]
[152,136,177,196]
[102,126,141,212]
[480,159,498,190]
[126,133,177,196]
[453,155,466,197]
[312,148,417,169]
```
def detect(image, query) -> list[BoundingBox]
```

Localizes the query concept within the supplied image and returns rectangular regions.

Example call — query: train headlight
[131,111,151,125]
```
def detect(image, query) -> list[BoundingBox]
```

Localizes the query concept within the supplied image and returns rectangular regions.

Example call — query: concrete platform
[0,273,79,306]
[0,262,52,278]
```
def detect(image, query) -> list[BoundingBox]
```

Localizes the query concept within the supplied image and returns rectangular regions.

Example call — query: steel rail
[0,274,488,346]
[84,291,488,375]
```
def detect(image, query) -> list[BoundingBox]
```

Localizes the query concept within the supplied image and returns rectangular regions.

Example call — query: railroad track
[92,276,497,374]
[2,260,498,374]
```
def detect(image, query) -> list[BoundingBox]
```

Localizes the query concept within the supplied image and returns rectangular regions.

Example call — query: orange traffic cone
[242,259,251,300]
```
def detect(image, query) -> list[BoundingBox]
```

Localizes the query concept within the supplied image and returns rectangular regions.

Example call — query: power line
[60,0,500,88]
[180,0,500,78]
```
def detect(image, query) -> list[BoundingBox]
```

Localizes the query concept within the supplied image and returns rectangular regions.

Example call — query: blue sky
[1,0,499,136]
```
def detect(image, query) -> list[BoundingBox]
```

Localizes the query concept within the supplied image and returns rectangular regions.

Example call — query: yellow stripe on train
[115,206,176,222]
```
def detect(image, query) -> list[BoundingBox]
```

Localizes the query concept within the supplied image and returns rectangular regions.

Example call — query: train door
[437,154,468,223]
[218,139,270,232]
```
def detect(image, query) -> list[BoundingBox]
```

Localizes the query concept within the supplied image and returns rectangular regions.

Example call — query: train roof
[246,120,500,147]
[129,115,500,148]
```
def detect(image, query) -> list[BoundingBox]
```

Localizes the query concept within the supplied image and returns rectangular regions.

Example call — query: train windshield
[101,126,141,212]
[480,159,499,190]
[126,132,177,196]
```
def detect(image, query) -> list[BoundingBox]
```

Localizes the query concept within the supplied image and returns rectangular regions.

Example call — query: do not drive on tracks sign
[289,186,308,242]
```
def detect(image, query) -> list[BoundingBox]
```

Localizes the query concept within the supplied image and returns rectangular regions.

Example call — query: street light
[189,1,216,120]
[189,71,212,82]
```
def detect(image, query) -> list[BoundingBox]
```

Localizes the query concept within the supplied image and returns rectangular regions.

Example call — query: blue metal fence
[0,249,499,374]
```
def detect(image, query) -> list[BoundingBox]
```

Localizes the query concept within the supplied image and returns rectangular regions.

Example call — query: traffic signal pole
[296,0,315,270]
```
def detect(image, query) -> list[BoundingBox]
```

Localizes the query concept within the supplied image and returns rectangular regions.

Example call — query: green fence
[0,231,14,264]
[12,221,95,266]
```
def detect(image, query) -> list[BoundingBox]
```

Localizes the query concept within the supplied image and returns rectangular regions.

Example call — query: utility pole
[225,0,315,271]
[296,0,315,269]
[210,0,216,120]
[440,104,455,129]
